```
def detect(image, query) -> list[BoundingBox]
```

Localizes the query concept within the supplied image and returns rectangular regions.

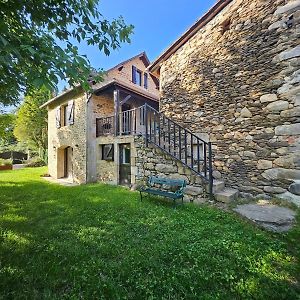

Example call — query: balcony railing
[96,105,147,137]
[96,116,115,136]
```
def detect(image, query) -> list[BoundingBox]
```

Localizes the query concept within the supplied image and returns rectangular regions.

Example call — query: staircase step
[214,188,239,203]
[212,180,225,193]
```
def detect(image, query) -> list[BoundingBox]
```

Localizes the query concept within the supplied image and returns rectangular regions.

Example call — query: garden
[0,168,299,299]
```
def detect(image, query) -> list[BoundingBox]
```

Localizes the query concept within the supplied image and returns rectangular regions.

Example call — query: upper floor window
[132,65,148,89]
[56,100,74,128]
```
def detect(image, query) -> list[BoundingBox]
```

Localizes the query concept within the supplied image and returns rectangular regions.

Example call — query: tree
[0,113,15,145]
[14,88,50,160]
[0,0,134,106]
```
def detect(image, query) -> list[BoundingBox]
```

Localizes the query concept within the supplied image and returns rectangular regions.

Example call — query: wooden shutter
[67,100,74,125]
[102,144,114,160]
[144,73,148,89]
[132,66,137,84]
[55,107,61,128]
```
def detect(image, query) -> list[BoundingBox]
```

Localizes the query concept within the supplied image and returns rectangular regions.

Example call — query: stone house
[147,0,300,204]
[41,52,160,185]
[42,0,300,205]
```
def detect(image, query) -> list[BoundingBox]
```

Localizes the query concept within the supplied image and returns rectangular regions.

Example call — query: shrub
[26,157,46,168]
[0,158,12,166]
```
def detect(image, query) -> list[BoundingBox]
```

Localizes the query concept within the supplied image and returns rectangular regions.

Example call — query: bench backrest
[148,176,186,188]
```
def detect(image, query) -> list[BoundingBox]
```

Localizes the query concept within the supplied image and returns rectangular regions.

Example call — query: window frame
[101,144,114,161]
[61,104,68,127]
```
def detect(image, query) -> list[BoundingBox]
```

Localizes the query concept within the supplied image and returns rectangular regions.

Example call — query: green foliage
[0,158,12,165]
[25,157,46,168]
[0,0,134,106]
[0,141,30,155]
[0,113,15,145]
[0,168,299,299]
[14,88,49,159]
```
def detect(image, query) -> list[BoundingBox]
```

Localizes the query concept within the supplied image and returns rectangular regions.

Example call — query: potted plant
[0,158,13,171]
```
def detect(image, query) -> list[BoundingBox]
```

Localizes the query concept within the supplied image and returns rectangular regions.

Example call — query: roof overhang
[94,78,159,102]
[40,76,159,109]
[148,0,233,75]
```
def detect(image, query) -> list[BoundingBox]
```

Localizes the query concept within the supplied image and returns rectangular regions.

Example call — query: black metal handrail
[143,104,213,199]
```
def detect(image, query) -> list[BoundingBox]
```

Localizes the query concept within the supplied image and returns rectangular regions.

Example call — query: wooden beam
[120,94,132,106]
[114,88,120,136]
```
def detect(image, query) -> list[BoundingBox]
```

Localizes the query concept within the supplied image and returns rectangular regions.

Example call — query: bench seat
[141,188,183,199]
[139,176,186,207]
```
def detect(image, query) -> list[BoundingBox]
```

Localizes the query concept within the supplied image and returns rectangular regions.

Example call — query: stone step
[214,188,239,203]
[212,180,225,193]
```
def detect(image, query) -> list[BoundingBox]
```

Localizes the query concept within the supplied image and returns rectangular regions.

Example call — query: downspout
[85,91,93,183]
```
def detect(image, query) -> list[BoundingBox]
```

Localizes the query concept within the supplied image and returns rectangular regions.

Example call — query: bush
[0,158,12,166]
[26,157,46,168]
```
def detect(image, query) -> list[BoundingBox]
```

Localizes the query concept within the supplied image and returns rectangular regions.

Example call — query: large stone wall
[159,0,300,204]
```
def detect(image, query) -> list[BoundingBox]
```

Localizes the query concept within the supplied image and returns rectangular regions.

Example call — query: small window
[136,70,142,86]
[101,144,114,161]
[122,146,130,164]
[61,105,68,127]
[132,65,142,86]
[144,73,148,89]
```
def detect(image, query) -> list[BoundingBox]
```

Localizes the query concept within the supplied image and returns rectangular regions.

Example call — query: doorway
[63,146,73,179]
[119,143,131,186]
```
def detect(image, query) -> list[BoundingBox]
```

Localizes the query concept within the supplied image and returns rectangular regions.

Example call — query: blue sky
[82,0,216,71]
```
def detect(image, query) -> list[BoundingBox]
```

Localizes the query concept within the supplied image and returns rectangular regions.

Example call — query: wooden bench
[139,176,186,207]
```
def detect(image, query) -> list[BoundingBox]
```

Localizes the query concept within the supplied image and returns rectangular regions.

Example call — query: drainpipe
[85,91,93,184]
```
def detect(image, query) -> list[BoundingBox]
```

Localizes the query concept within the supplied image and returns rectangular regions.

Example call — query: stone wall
[134,137,207,203]
[159,0,300,204]
[48,91,87,183]
[96,135,137,185]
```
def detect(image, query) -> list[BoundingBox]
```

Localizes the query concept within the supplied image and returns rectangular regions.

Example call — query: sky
[78,0,217,73]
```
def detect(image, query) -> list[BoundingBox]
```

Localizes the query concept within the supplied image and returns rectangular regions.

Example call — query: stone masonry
[157,0,300,205]
[48,91,87,183]
[134,136,207,203]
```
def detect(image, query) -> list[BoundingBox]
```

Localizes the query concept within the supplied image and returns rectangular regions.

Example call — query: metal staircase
[142,104,214,200]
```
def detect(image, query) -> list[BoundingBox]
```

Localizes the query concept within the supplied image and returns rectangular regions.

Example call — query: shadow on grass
[0,173,299,299]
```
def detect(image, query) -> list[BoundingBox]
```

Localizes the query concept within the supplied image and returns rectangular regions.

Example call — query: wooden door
[64,147,73,178]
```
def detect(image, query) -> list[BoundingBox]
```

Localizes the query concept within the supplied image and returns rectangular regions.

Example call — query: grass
[0,167,299,299]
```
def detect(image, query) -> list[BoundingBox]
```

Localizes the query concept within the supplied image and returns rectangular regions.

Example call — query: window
[122,146,130,164]
[144,73,148,89]
[62,105,68,126]
[56,100,74,128]
[132,65,142,86]
[101,144,114,161]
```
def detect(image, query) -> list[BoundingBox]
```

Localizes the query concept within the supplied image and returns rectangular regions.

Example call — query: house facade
[148,0,300,204]
[42,52,159,185]
[43,0,300,204]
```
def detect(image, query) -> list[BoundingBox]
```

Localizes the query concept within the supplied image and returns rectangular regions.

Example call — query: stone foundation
[134,137,208,203]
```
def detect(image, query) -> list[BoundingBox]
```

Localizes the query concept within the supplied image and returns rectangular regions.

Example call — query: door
[64,147,73,179]
[119,144,131,185]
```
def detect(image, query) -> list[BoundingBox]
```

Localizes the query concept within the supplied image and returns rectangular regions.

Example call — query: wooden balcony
[96,105,146,137]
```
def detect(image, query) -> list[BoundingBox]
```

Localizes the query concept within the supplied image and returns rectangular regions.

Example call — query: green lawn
[0,168,299,299]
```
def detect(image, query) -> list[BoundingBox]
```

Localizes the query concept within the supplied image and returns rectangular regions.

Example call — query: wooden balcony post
[113,88,120,136]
